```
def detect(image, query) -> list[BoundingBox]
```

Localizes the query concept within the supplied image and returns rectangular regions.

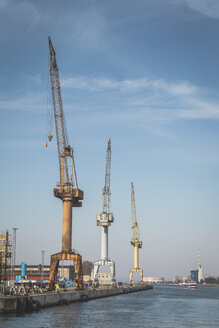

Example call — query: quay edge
[0,284,153,314]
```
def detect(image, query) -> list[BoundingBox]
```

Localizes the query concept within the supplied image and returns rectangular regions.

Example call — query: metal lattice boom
[48,37,70,189]
[131,182,142,248]
[102,138,111,214]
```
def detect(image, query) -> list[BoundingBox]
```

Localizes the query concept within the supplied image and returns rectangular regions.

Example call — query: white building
[143,277,165,283]
[198,265,203,283]
[83,275,91,283]
[91,271,115,286]
[173,276,190,283]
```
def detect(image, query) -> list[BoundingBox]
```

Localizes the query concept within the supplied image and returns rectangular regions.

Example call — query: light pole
[41,250,45,287]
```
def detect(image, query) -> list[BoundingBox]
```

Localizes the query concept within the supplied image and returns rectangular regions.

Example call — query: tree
[82,261,94,275]
[204,276,216,284]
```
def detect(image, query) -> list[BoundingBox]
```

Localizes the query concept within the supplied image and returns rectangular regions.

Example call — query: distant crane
[129,182,143,284]
[47,37,84,290]
[93,139,115,286]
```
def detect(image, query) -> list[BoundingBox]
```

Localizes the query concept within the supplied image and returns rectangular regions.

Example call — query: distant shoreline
[153,283,219,287]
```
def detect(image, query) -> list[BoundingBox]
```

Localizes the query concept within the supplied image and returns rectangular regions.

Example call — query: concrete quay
[0,284,153,314]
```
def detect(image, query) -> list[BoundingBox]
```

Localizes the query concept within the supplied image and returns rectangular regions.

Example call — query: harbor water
[0,285,219,327]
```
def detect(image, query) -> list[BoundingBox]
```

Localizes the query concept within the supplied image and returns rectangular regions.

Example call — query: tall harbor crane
[129,182,143,284]
[93,139,115,286]
[48,37,84,290]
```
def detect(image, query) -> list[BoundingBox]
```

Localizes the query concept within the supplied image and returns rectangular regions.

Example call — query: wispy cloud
[0,92,46,113]
[1,75,219,130]
[0,0,106,48]
[61,75,198,96]
[60,75,219,123]
[179,99,219,119]
[185,0,219,19]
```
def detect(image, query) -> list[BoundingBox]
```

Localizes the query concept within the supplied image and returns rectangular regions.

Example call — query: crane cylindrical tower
[101,226,108,260]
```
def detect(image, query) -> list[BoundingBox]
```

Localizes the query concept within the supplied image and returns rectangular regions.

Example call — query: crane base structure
[48,251,83,290]
[129,268,143,285]
[93,259,115,286]
[129,242,143,285]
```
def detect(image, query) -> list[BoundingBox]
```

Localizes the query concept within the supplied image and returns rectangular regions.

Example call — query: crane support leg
[129,268,143,285]
[48,252,83,290]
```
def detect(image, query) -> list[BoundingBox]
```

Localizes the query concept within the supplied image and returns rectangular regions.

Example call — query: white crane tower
[93,138,115,286]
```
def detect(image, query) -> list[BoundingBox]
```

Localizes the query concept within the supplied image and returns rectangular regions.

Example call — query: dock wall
[0,285,153,314]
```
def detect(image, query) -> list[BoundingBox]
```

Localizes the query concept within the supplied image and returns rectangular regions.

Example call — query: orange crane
[48,37,84,290]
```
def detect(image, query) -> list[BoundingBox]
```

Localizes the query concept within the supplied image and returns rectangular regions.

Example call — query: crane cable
[45,53,54,148]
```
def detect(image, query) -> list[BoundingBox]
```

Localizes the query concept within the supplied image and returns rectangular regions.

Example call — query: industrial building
[197,264,203,282]
[91,271,114,286]
[191,250,203,283]
[143,277,165,284]
[191,265,203,284]
[13,264,74,280]
[191,270,198,283]
[173,276,190,284]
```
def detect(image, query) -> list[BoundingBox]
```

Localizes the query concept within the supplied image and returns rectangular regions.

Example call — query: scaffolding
[11,228,18,281]
[0,230,12,294]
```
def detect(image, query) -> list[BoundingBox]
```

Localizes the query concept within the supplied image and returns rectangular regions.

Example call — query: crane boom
[131,182,137,224]
[102,138,111,214]
[48,37,70,188]
[131,182,141,244]
[96,138,113,226]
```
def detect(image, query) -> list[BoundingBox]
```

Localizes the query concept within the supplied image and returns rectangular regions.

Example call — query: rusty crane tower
[129,182,143,284]
[48,37,84,290]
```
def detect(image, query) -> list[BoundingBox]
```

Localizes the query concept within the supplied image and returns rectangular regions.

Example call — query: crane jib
[48,36,82,195]
[49,38,70,187]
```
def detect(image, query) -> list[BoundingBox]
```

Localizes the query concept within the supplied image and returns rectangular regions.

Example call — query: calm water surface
[0,286,219,327]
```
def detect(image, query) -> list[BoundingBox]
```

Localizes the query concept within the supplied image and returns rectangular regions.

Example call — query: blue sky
[1,0,219,281]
